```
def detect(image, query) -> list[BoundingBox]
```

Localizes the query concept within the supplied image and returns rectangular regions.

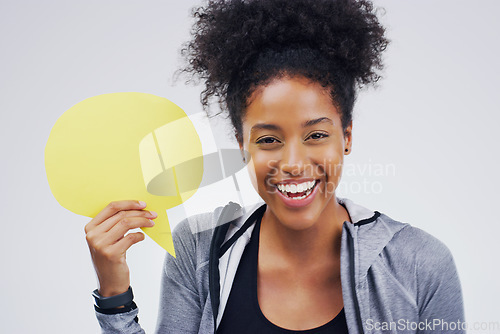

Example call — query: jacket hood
[218,197,408,277]
[339,197,408,278]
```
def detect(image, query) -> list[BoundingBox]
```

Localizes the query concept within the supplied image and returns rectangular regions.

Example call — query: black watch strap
[92,286,134,309]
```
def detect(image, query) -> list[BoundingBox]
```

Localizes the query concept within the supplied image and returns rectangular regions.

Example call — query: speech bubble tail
[141,210,176,258]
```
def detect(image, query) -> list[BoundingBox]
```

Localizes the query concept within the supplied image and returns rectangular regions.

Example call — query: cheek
[246,159,258,191]
[328,162,344,191]
[246,151,277,193]
[330,155,344,180]
[316,149,344,187]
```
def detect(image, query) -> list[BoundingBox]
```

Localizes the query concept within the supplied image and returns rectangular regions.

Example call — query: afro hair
[181,0,389,140]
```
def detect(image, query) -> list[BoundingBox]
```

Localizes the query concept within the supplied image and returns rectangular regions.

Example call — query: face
[239,76,352,230]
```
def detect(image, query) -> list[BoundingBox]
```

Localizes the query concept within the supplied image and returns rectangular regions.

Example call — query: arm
[95,223,203,334]
[92,209,213,333]
[155,219,205,333]
[86,200,154,333]
[416,234,465,333]
[95,303,145,334]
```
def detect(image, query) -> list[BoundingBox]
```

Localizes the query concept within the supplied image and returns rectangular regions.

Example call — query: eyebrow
[250,117,334,134]
[302,117,333,127]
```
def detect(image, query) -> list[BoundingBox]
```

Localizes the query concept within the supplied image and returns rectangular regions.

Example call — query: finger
[103,216,155,245]
[85,210,155,251]
[97,209,157,234]
[111,232,146,255]
[85,200,146,233]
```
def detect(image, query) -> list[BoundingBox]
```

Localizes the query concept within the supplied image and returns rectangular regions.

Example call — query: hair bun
[181,0,388,137]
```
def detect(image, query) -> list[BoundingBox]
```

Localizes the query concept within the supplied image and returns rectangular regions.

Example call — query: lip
[273,179,320,208]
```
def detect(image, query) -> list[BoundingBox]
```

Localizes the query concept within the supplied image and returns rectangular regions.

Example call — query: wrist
[92,286,134,309]
[94,301,138,315]
[98,286,130,298]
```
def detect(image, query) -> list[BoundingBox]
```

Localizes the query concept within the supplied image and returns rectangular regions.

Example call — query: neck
[260,197,349,266]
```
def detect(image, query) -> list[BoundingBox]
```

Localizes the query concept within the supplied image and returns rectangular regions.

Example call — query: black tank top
[217,214,349,333]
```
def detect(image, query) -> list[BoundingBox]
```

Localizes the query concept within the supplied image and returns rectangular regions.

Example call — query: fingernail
[149,220,155,226]
[149,211,157,218]
[138,201,146,207]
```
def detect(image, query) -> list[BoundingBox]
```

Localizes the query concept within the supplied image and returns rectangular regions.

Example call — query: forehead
[244,76,340,127]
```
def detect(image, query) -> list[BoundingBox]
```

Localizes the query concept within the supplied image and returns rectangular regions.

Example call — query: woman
[86,0,465,333]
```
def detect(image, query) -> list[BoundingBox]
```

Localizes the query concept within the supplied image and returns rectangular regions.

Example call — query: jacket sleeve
[95,304,145,334]
[416,233,465,334]
[94,218,203,334]
[154,219,205,333]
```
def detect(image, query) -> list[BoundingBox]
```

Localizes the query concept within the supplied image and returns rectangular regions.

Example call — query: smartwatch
[92,286,134,309]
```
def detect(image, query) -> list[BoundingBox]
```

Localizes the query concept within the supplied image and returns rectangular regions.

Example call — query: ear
[343,122,353,155]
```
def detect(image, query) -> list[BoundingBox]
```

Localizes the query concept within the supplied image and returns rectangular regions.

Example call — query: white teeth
[276,180,316,196]
[290,188,313,200]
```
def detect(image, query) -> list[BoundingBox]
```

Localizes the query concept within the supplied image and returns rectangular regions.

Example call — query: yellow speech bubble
[44,93,203,256]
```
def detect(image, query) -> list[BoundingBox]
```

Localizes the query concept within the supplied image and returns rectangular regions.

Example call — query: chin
[276,214,319,231]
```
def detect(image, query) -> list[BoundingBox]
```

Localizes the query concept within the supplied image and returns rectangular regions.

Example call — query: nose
[280,140,307,176]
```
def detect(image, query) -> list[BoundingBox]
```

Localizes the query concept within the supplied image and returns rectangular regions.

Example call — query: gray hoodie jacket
[96,198,465,333]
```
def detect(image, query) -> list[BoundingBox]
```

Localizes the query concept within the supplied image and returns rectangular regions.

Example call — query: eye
[256,136,281,146]
[307,132,329,141]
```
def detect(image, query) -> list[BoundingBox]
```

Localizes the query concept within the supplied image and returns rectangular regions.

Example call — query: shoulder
[159,207,226,295]
[170,205,225,266]
[341,197,457,280]
[376,213,461,299]
[170,201,252,265]
[353,210,456,283]
[379,213,455,269]
[377,213,464,318]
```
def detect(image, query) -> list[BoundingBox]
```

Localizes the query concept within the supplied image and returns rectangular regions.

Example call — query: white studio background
[1,1,498,333]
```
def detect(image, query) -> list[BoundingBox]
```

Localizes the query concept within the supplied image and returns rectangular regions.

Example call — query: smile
[276,180,318,200]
